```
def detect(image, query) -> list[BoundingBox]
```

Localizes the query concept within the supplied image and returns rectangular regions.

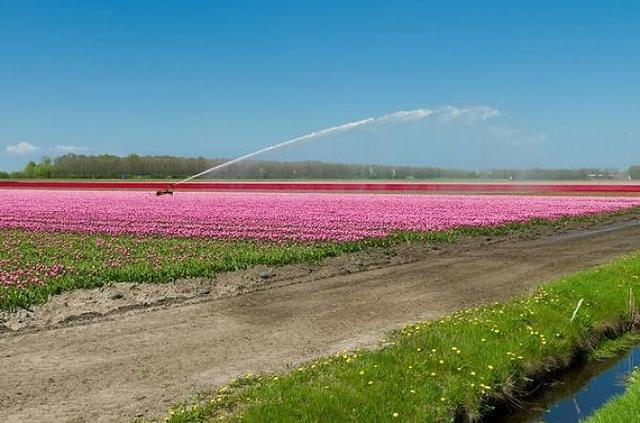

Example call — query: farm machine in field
[155,184,175,196]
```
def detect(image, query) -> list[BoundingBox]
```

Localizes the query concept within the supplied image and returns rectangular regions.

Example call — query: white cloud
[51,145,89,154]
[5,142,40,156]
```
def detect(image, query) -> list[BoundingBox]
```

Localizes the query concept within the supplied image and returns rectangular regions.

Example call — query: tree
[6,153,623,181]
[629,166,640,180]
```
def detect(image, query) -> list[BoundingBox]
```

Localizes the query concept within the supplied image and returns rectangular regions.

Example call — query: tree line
[0,153,635,180]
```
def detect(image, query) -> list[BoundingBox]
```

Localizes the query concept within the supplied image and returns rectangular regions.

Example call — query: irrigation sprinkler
[155,184,175,196]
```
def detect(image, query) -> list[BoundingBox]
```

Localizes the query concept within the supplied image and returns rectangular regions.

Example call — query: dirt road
[2,219,640,422]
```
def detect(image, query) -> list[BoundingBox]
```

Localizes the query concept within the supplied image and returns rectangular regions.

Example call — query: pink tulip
[1,190,639,242]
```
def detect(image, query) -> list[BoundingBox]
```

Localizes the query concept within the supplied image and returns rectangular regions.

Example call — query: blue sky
[0,0,638,171]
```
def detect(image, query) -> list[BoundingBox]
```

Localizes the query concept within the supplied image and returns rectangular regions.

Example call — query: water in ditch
[495,344,640,422]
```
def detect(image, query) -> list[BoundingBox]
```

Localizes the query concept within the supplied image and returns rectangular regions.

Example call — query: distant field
[2,179,640,193]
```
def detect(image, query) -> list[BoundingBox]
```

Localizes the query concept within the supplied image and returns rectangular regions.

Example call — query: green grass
[588,331,640,361]
[1,207,639,311]
[0,230,452,311]
[157,251,640,423]
[585,369,640,423]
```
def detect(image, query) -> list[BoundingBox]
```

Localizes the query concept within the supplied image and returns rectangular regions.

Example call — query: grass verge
[588,331,640,361]
[585,369,640,423]
[1,207,639,311]
[157,251,640,422]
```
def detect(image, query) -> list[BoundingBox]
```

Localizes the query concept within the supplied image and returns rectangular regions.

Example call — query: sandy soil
[2,215,640,422]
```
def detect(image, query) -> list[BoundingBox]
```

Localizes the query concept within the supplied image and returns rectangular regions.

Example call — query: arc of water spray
[174,116,376,186]
[170,106,494,188]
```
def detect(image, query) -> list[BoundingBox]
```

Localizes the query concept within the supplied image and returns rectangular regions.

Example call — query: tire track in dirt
[2,220,640,422]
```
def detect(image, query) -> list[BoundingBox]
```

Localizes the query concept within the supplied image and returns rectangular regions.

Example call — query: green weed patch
[160,251,640,422]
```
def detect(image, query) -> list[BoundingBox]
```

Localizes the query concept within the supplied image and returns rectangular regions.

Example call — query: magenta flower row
[1,190,639,242]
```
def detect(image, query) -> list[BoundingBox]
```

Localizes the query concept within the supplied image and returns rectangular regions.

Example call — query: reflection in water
[495,345,639,423]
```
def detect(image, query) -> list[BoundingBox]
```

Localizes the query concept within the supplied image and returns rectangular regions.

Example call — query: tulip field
[3,190,640,241]
[2,188,640,310]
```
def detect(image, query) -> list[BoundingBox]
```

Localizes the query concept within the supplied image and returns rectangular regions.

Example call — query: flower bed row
[2,190,640,241]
